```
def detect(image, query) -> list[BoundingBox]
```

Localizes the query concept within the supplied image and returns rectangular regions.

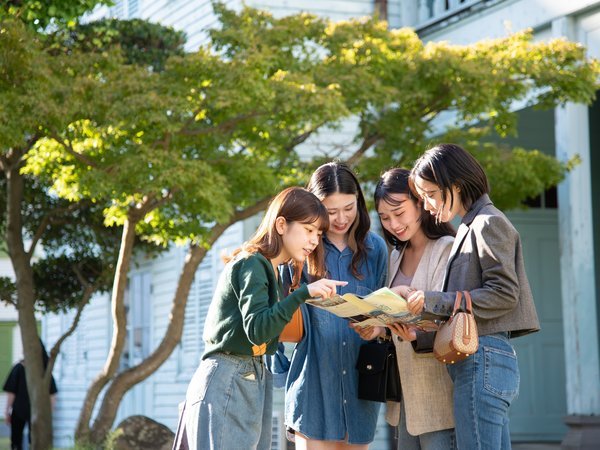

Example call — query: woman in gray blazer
[401,144,540,450]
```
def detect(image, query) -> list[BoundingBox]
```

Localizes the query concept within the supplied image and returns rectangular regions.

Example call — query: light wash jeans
[447,332,519,450]
[181,352,273,450]
[398,400,456,450]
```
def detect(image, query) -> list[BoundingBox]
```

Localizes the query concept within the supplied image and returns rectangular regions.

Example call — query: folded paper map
[306,287,438,331]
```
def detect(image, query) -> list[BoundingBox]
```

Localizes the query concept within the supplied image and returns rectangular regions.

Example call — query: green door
[0,322,14,385]
[507,210,567,441]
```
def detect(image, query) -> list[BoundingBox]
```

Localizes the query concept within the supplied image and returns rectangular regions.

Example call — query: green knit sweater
[202,252,310,358]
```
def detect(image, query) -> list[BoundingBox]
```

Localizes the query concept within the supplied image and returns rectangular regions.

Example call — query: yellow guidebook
[306,287,438,331]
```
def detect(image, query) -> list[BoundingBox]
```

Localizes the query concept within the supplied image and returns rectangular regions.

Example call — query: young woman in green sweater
[173,186,346,450]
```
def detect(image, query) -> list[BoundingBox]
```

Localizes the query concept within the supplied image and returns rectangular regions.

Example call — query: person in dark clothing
[3,341,58,450]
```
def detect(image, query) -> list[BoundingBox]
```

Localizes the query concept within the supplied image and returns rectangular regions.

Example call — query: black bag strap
[278,263,294,297]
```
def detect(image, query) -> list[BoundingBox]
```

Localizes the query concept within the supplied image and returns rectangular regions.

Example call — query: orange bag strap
[450,291,463,317]
[461,291,475,345]
[462,291,473,314]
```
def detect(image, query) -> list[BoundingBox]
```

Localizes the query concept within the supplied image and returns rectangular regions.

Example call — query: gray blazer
[423,194,540,338]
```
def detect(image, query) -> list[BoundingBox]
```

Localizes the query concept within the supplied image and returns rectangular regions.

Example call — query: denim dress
[284,232,388,444]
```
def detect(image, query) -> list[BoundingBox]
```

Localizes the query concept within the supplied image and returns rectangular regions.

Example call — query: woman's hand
[307,279,347,299]
[407,290,425,315]
[388,323,417,341]
[391,285,416,300]
[350,324,385,341]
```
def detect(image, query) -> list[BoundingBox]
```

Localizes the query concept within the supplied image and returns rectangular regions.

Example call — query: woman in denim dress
[173,187,346,450]
[284,162,388,449]
[402,144,540,450]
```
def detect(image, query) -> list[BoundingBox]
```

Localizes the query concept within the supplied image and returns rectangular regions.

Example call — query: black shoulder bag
[355,337,402,402]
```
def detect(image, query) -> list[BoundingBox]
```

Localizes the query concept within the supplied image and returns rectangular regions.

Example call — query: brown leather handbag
[279,308,304,343]
[433,291,479,364]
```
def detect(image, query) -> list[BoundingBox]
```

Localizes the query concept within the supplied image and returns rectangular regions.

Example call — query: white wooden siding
[250,0,374,20]
[45,293,112,449]
[386,0,402,28]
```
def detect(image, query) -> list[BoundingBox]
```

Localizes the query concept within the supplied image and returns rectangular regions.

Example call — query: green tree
[0,15,183,449]
[1,0,113,29]
[0,18,119,449]
[2,2,599,448]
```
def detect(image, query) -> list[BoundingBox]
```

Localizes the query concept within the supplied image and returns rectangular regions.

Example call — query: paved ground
[0,420,564,449]
[513,444,561,449]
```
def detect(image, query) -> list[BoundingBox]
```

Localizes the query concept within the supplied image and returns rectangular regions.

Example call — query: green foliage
[439,126,574,210]
[33,255,107,312]
[1,0,112,30]
[0,276,16,306]
[207,4,599,198]
[0,18,168,313]
[50,18,186,71]
[0,19,122,151]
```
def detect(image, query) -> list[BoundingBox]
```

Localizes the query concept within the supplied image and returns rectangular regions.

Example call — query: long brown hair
[230,187,329,287]
[307,162,370,279]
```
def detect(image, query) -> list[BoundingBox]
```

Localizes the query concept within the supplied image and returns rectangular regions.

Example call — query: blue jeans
[398,399,456,449]
[447,333,519,450]
[182,352,273,450]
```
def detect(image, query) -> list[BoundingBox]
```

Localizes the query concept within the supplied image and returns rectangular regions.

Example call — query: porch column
[553,16,600,450]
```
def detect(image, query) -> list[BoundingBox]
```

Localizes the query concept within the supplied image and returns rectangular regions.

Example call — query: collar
[323,232,375,250]
[461,194,493,226]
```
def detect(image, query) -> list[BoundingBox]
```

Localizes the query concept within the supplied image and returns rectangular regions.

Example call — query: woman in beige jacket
[357,168,456,449]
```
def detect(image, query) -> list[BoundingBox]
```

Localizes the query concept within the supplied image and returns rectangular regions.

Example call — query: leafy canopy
[0,18,178,312]
[1,0,113,29]
[7,3,600,266]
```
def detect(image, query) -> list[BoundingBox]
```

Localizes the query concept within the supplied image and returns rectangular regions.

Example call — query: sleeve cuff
[411,330,435,353]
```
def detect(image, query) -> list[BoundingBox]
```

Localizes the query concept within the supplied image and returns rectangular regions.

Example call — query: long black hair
[307,162,370,279]
[375,168,455,248]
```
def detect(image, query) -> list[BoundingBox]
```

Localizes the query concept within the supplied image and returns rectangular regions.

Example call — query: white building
[405,2,600,446]
[45,1,600,448]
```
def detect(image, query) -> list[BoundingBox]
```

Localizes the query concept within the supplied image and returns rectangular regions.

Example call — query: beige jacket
[385,236,455,436]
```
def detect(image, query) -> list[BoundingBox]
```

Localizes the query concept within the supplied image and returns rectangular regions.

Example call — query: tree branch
[231,196,272,223]
[179,111,264,137]
[284,124,323,154]
[346,133,381,167]
[27,202,85,259]
[1,134,40,172]
[46,283,94,379]
[51,133,100,169]
[75,216,139,441]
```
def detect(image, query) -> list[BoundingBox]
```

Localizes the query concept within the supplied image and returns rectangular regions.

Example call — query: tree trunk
[5,163,53,449]
[74,216,139,443]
